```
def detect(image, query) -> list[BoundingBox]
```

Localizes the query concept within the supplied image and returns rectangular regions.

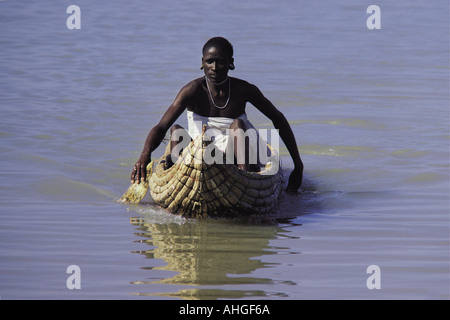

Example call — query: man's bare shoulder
[231,77,262,97]
[180,77,204,94]
[179,77,260,99]
[231,77,252,87]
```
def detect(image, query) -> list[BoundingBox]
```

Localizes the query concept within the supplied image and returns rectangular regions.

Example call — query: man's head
[201,37,235,84]
[202,37,234,63]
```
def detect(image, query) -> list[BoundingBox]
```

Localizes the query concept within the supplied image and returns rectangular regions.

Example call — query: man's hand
[131,153,150,184]
[286,166,303,194]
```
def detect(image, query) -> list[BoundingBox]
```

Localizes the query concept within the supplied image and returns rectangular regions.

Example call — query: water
[0,0,448,300]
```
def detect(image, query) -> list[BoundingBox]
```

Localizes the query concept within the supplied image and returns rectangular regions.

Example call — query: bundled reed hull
[148,135,283,218]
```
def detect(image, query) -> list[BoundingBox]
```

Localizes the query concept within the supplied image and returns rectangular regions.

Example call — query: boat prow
[147,133,283,218]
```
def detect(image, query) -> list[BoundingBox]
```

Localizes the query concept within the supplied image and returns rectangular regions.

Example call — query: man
[131,37,303,193]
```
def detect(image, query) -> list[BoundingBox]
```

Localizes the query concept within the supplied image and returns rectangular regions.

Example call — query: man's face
[202,46,232,84]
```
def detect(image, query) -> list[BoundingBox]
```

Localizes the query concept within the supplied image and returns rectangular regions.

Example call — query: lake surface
[0,0,448,300]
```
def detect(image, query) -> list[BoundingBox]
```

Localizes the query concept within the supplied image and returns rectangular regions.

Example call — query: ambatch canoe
[148,129,283,218]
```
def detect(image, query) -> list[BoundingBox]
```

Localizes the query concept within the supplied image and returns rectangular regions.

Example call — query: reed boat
[120,127,283,218]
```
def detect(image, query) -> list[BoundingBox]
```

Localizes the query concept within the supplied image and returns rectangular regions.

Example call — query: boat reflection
[129,213,293,299]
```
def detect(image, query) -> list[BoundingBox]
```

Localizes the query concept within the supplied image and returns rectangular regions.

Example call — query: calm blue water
[0,0,448,299]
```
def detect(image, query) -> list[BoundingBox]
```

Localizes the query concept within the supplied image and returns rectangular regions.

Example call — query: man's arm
[247,83,304,192]
[131,82,193,183]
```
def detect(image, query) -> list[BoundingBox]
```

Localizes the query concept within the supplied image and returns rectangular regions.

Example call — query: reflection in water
[129,214,297,299]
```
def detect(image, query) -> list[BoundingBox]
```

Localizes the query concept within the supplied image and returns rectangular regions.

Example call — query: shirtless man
[131,37,303,193]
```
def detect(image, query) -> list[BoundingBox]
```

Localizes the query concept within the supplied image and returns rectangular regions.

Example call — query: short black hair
[202,37,234,58]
